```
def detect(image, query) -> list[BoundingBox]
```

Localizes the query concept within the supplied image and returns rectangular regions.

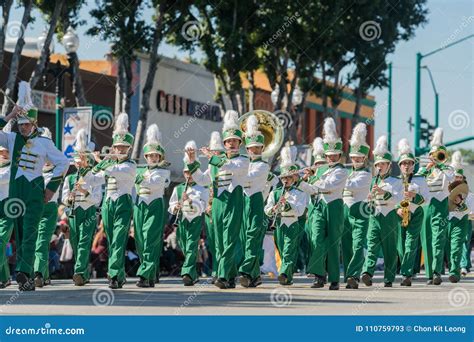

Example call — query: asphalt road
[0,272,472,316]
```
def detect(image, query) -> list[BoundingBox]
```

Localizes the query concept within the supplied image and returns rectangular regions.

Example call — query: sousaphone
[238,110,284,160]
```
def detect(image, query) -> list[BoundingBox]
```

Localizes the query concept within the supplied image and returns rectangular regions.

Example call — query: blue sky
[7,0,474,150]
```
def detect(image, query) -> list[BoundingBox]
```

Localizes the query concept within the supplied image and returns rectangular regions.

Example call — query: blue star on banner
[64,144,75,158]
[64,123,73,135]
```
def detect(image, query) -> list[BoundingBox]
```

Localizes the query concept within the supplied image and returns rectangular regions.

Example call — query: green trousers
[341,202,369,281]
[69,205,97,280]
[461,221,472,270]
[212,187,244,281]
[397,206,424,277]
[177,215,203,281]
[307,199,344,283]
[205,214,218,277]
[421,198,448,279]
[274,222,301,283]
[133,199,164,280]
[12,176,45,277]
[446,215,469,279]
[103,194,133,281]
[34,202,58,279]
[0,199,14,282]
[239,192,265,280]
[363,210,399,283]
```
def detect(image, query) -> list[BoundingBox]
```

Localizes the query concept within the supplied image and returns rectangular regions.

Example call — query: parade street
[0,273,472,316]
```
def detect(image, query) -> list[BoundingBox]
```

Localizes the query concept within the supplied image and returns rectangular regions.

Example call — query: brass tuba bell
[430,150,447,164]
[238,110,284,159]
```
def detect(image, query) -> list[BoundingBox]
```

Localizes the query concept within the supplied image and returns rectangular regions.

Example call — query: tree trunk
[352,84,363,128]
[132,2,166,161]
[1,0,32,116]
[321,62,328,117]
[123,56,133,115]
[69,52,87,106]
[247,71,255,111]
[29,0,64,89]
[0,0,13,71]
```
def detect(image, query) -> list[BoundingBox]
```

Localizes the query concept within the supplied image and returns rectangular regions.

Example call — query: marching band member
[62,129,102,286]
[265,146,306,285]
[299,118,348,290]
[445,151,470,283]
[34,128,63,287]
[204,131,225,282]
[0,123,12,288]
[239,115,270,288]
[186,110,249,289]
[87,113,136,289]
[133,124,170,288]
[0,83,69,291]
[342,123,371,289]
[460,192,473,276]
[300,137,327,272]
[169,141,208,286]
[396,139,430,286]
[418,128,454,285]
[361,136,402,287]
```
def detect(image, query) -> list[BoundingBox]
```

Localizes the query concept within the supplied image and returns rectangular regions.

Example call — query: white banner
[62,107,92,159]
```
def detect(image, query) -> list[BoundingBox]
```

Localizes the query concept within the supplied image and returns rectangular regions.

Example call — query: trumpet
[269,188,289,230]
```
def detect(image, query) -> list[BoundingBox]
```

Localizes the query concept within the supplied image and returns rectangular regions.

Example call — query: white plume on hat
[430,127,444,148]
[183,140,197,164]
[451,151,463,170]
[350,123,367,147]
[75,128,89,153]
[312,137,324,157]
[397,138,412,158]
[114,113,129,135]
[245,114,260,137]
[41,127,52,139]
[280,145,297,168]
[2,120,13,133]
[17,81,34,111]
[373,135,388,157]
[146,124,161,146]
[323,117,339,144]
[209,131,224,151]
[222,110,239,132]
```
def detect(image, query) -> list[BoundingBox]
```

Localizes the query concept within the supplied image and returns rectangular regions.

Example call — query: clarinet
[172,178,191,227]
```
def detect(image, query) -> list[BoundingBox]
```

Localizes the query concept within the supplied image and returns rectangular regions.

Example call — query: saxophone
[400,173,411,228]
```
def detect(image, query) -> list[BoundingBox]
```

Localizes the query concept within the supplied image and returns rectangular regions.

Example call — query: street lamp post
[414,34,474,155]
[38,27,80,150]
[421,65,439,127]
